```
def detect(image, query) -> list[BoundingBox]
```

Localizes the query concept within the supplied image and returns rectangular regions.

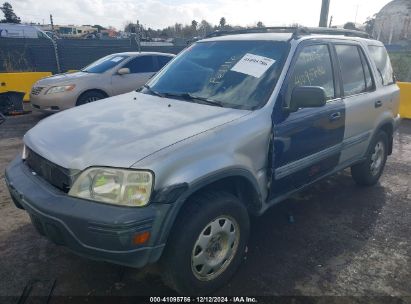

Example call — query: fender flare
[372,117,395,154]
[153,167,263,245]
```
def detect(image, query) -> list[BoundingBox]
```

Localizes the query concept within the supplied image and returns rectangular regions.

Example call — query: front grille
[25,148,75,193]
[31,86,44,95]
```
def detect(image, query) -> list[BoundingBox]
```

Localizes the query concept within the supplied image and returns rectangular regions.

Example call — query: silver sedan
[30,52,175,113]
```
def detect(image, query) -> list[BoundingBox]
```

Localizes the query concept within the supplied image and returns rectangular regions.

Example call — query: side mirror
[117,68,130,75]
[288,86,327,112]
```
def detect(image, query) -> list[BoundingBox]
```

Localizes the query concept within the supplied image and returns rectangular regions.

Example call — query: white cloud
[9,0,391,30]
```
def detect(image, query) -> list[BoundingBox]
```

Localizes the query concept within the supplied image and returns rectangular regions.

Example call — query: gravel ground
[0,112,410,302]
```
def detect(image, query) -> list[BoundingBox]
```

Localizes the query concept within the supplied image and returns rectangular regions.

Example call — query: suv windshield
[144,40,289,110]
[82,55,128,73]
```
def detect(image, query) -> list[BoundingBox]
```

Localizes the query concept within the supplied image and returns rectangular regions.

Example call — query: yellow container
[0,72,52,102]
[398,82,411,119]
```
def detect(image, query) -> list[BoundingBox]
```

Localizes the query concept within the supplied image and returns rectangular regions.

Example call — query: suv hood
[36,71,95,86]
[24,92,250,170]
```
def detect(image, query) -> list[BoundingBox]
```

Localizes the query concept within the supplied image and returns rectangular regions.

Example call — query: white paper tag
[111,57,123,62]
[231,53,276,78]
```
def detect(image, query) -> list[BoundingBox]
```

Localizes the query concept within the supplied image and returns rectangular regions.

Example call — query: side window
[157,56,173,69]
[368,45,395,85]
[359,49,375,92]
[335,45,367,96]
[287,44,335,103]
[124,56,156,73]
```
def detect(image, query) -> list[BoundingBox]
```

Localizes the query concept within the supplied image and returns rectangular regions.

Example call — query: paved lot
[0,112,410,301]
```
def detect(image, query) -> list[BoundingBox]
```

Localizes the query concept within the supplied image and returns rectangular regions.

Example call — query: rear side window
[335,45,370,96]
[157,56,173,69]
[124,56,156,73]
[287,44,335,102]
[368,45,395,85]
[359,50,375,91]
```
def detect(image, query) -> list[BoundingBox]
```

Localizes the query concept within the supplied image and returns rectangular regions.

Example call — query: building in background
[374,0,411,44]
[38,24,98,38]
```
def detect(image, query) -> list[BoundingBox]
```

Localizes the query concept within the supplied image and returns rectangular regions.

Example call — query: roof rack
[305,27,371,38]
[205,26,371,39]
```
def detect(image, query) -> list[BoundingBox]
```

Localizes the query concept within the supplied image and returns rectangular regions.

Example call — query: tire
[351,130,388,186]
[76,91,106,106]
[161,191,250,295]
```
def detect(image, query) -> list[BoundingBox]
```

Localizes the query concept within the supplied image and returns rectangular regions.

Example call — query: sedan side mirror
[288,86,327,112]
[117,68,130,75]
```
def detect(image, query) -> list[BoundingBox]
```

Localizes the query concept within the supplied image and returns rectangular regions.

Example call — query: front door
[111,55,157,95]
[270,42,345,197]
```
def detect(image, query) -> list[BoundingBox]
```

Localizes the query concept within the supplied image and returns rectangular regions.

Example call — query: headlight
[68,167,153,207]
[45,84,75,94]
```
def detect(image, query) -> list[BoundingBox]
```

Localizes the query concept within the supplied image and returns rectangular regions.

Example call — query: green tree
[364,15,376,36]
[199,20,212,36]
[257,21,264,28]
[191,20,198,30]
[343,22,357,30]
[0,2,21,23]
[219,17,226,29]
[124,22,135,33]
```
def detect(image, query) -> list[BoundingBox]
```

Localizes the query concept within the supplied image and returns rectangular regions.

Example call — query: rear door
[334,43,379,165]
[111,55,157,94]
[270,41,345,197]
[367,44,400,122]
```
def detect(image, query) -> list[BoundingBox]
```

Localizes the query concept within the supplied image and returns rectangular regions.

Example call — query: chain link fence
[0,38,185,74]
[0,38,410,82]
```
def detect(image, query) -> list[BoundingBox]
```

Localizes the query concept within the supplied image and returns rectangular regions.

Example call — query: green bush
[389,52,411,82]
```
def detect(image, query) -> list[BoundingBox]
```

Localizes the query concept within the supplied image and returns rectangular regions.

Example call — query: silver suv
[5,27,401,295]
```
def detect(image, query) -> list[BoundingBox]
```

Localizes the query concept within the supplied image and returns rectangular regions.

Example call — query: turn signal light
[132,231,150,245]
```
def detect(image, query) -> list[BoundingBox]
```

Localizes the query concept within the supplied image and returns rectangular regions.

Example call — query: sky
[8,0,392,30]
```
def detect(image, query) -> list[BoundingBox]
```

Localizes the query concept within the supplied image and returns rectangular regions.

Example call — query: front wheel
[161,191,250,295]
[351,130,388,186]
[76,91,106,106]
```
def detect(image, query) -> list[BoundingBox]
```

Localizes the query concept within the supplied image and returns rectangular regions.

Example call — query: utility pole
[329,15,333,28]
[136,20,141,52]
[49,13,61,73]
[354,3,359,24]
[319,0,330,27]
[50,14,54,32]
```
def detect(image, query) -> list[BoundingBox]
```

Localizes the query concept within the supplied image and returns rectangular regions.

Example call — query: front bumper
[5,156,171,268]
[30,90,78,113]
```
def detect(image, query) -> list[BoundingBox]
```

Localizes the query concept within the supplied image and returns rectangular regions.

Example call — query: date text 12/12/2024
[149,297,258,303]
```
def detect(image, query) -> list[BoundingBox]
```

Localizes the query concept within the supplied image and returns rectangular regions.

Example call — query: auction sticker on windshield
[231,53,276,78]
[111,57,124,62]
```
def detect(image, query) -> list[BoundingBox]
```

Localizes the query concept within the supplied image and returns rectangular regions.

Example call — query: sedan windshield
[82,55,128,73]
[144,40,289,110]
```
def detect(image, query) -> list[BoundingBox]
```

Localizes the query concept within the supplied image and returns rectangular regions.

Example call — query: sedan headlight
[68,167,153,207]
[45,84,75,94]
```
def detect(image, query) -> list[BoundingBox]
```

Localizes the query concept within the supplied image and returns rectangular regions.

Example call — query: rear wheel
[76,91,106,106]
[351,130,388,186]
[161,191,249,295]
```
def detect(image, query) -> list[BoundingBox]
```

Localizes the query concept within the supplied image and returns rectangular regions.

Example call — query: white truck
[0,23,50,39]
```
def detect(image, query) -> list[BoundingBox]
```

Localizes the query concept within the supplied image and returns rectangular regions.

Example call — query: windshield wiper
[162,92,225,108]
[140,84,165,98]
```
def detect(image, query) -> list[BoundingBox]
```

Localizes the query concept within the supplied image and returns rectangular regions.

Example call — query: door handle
[375,100,383,108]
[329,112,341,121]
